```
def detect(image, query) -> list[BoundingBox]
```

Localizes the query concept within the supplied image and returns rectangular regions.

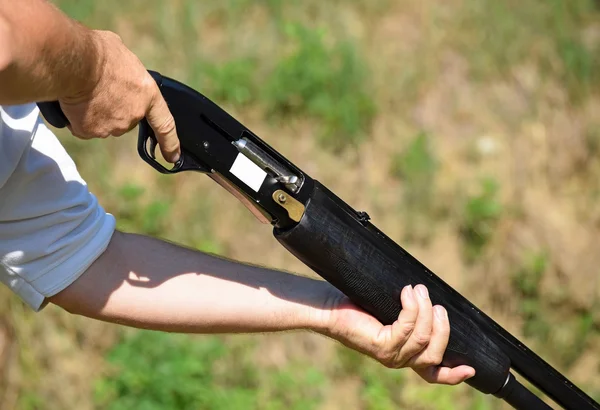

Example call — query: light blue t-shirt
[0,104,115,311]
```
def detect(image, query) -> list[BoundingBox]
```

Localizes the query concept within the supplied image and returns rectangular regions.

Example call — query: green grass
[188,20,377,152]
[94,331,326,410]
[512,251,600,368]
[335,346,406,409]
[512,251,551,342]
[459,177,503,262]
[391,131,438,243]
[16,392,45,410]
[333,346,495,410]
[112,183,171,236]
[513,251,548,298]
[263,23,376,151]
[585,123,600,157]
[456,0,600,102]
[201,58,259,106]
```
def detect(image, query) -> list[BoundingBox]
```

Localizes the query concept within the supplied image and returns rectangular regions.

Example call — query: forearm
[0,0,101,104]
[49,231,336,334]
[48,231,476,385]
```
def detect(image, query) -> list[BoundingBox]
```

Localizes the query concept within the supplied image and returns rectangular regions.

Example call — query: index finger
[146,85,181,163]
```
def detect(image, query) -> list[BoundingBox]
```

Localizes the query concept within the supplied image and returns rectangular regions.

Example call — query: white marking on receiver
[229,153,267,192]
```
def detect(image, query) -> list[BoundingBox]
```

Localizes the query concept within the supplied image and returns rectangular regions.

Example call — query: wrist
[58,26,106,101]
[303,280,346,336]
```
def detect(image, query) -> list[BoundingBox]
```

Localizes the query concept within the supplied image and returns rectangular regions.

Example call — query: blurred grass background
[1,0,600,409]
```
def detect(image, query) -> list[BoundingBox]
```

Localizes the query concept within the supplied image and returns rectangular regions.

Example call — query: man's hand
[59,30,180,163]
[318,284,476,385]
[0,1,180,163]
[58,30,181,162]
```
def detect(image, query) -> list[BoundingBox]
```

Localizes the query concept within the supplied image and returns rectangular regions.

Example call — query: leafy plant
[112,183,171,237]
[203,58,259,106]
[457,0,600,103]
[459,177,503,262]
[263,23,376,150]
[511,251,595,367]
[513,251,548,297]
[335,346,405,409]
[95,331,229,410]
[512,251,551,342]
[95,331,326,410]
[392,131,438,243]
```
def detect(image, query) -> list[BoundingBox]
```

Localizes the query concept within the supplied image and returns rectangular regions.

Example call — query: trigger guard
[137,119,173,174]
[137,119,210,174]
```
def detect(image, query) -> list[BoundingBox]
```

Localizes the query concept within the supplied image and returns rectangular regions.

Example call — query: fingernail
[434,305,447,320]
[415,284,429,299]
[171,152,181,163]
[403,285,415,303]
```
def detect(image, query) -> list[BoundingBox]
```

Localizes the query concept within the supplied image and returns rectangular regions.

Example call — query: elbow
[0,14,14,73]
[47,286,83,315]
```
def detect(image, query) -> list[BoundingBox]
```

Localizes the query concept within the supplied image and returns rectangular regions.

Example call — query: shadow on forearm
[49,228,334,322]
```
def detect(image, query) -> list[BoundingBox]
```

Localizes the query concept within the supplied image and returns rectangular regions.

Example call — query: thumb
[146,86,181,163]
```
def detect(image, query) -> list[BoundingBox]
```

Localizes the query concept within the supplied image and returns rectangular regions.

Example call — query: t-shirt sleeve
[0,105,116,311]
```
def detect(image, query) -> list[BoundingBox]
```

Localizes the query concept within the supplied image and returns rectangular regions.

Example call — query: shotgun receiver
[37,72,600,410]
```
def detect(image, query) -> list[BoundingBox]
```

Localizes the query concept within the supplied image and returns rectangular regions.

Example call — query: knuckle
[84,126,109,139]
[382,360,396,369]
[375,349,391,364]
[369,334,381,348]
[69,127,84,139]
[133,109,146,122]
[399,322,415,338]
[140,75,159,98]
[95,29,122,44]
[77,128,95,139]
[155,116,177,141]
[111,128,127,137]
[368,337,384,356]
[377,350,402,369]
[420,352,442,368]
[412,332,431,348]
[141,74,157,91]
[380,356,397,369]
[107,30,123,43]
[121,119,138,134]
[429,351,444,367]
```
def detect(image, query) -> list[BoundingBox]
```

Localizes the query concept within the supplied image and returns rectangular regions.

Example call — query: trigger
[146,135,158,159]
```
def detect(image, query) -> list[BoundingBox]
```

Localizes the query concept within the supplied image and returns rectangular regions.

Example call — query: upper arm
[0,106,116,311]
[47,229,126,314]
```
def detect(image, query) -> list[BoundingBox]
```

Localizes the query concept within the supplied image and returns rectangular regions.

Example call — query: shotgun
[37,71,600,410]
